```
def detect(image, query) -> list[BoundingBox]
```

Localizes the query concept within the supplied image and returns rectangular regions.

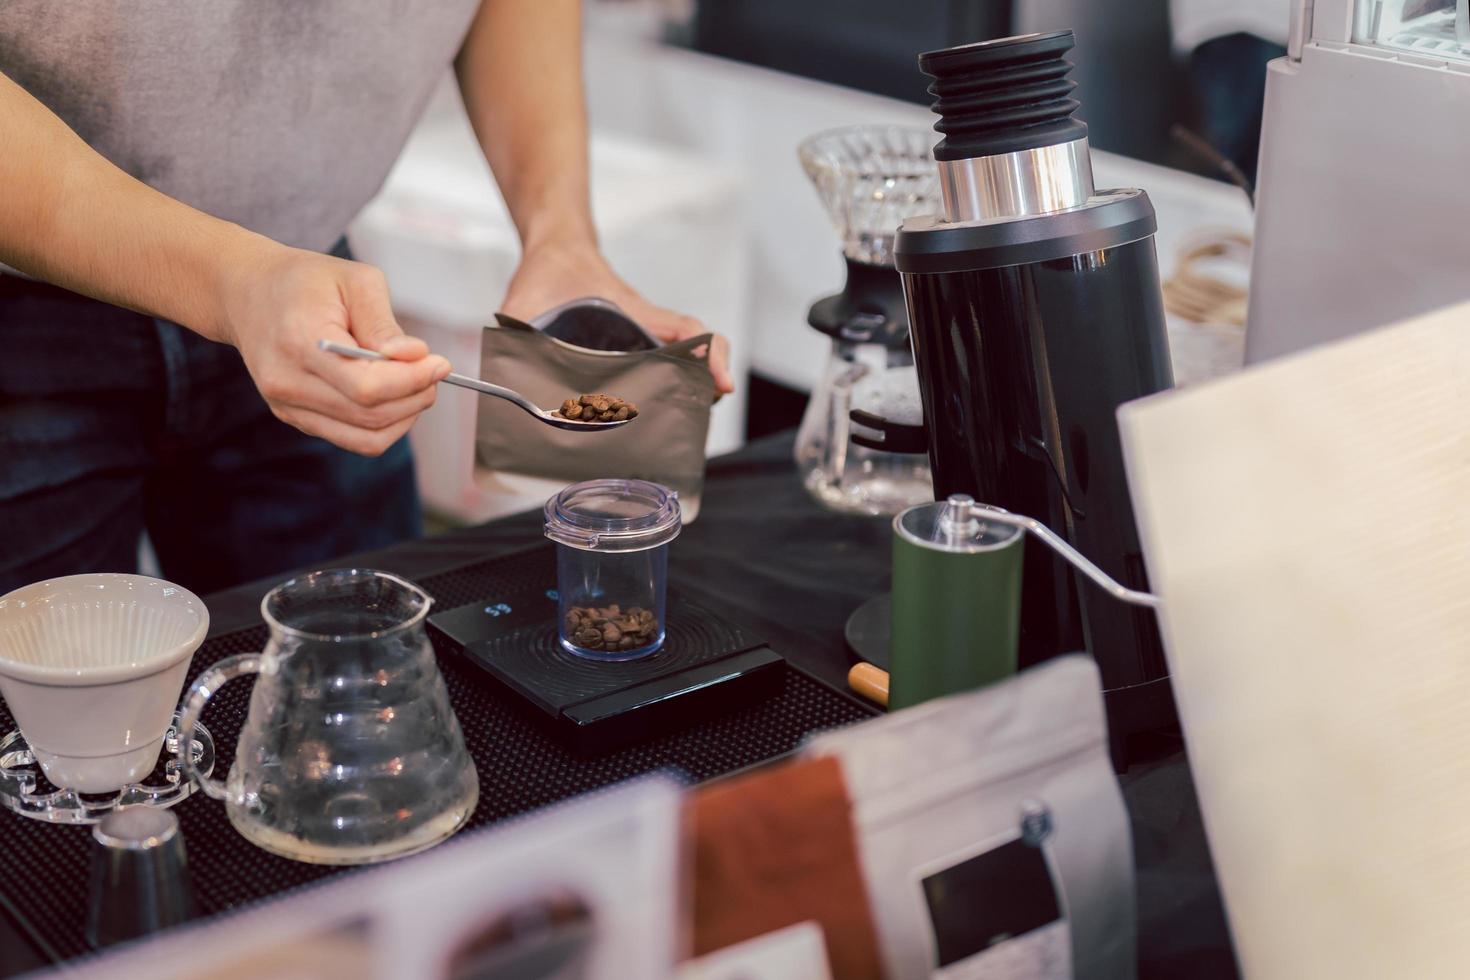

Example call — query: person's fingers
[641,308,703,343]
[708,333,734,395]
[274,372,439,431]
[636,306,735,395]
[340,264,424,359]
[271,404,418,458]
[309,342,451,408]
[380,334,429,360]
[513,281,735,395]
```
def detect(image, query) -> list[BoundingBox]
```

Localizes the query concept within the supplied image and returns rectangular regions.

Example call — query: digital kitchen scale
[430,582,785,753]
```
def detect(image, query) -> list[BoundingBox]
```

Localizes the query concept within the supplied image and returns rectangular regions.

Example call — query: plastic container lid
[544,479,682,553]
[894,494,1022,553]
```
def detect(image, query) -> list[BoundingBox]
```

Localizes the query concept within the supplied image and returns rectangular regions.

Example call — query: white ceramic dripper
[0,575,208,793]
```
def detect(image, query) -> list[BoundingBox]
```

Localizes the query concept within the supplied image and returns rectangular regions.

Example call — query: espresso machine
[894,30,1176,760]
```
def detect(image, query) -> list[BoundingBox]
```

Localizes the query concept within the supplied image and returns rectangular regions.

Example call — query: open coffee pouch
[473,300,717,521]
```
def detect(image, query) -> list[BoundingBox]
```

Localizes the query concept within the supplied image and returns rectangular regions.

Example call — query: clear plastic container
[543,479,682,661]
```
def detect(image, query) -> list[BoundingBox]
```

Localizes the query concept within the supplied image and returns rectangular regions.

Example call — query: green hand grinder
[890,494,1159,711]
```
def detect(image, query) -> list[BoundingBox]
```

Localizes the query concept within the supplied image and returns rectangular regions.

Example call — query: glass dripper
[798,125,941,267]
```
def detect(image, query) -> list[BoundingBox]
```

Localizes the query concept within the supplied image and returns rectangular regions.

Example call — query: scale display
[430,586,563,641]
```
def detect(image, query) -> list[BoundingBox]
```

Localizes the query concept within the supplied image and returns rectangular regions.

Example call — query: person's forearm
[454,0,595,252]
[460,1,735,392]
[0,70,275,342]
[0,71,450,455]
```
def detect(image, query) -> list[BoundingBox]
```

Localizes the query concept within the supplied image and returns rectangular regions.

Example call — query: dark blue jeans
[0,261,421,597]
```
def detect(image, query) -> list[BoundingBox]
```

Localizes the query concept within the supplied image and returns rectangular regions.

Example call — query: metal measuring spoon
[317,340,634,432]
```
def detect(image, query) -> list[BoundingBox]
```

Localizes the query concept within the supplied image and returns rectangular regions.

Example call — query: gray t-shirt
[0,0,482,254]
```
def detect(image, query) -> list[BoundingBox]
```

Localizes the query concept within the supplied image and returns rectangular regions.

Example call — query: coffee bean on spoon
[554,394,639,423]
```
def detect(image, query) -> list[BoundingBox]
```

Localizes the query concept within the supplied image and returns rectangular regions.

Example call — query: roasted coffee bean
[555,393,639,423]
[566,604,660,653]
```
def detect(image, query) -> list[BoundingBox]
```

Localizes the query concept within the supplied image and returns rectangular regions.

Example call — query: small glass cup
[543,480,682,661]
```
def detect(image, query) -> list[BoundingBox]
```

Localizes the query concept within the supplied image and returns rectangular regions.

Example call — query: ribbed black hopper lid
[919,30,1088,162]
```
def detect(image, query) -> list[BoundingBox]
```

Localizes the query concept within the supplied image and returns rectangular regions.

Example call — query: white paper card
[46,778,683,980]
[1118,300,1470,980]
[676,922,833,980]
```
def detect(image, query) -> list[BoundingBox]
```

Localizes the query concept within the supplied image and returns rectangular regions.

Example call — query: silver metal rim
[938,138,1095,223]
[892,506,1024,554]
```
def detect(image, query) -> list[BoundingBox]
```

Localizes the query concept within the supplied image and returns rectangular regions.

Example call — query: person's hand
[218,244,451,456]
[500,240,734,394]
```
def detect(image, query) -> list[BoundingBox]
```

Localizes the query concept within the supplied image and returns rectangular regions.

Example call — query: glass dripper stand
[0,713,213,824]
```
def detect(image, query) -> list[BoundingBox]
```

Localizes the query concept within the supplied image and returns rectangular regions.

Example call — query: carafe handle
[176,653,262,802]
[848,408,929,454]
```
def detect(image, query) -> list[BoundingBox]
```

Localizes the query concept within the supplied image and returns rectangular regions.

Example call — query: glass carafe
[795,338,933,515]
[177,569,479,865]
[794,125,938,516]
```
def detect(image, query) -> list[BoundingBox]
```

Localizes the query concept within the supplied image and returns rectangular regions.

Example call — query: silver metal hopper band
[938,138,1095,223]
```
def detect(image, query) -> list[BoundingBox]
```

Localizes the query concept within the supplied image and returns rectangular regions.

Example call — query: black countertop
[1,432,1238,978]
[201,431,1239,979]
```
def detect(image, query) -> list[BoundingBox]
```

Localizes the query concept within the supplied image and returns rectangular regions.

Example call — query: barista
[0,2,733,597]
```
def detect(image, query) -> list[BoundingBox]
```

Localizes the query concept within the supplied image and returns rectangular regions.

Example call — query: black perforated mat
[0,550,876,964]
